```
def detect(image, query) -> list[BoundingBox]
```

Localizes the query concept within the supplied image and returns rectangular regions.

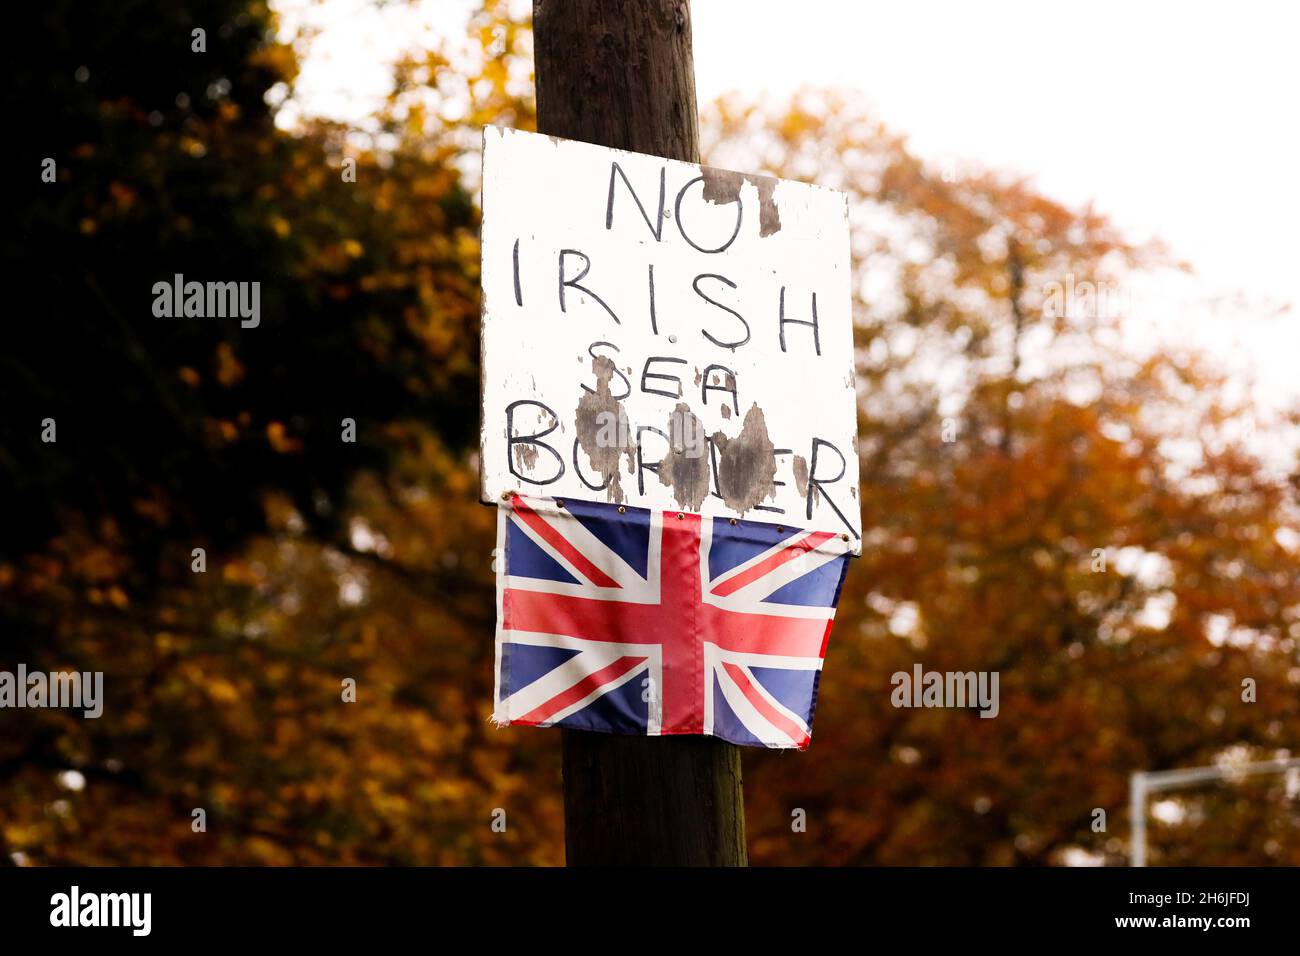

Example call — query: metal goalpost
[1130,757,1300,866]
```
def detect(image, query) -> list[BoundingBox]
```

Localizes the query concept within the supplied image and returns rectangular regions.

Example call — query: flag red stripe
[504,588,663,642]
[722,661,810,748]
[710,530,837,597]
[503,591,829,656]
[702,604,829,658]
[511,499,622,589]
[516,654,647,724]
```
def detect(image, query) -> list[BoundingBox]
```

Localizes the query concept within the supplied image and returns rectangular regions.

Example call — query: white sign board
[479,126,861,551]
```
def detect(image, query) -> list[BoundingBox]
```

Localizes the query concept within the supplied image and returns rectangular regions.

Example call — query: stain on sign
[479,126,861,551]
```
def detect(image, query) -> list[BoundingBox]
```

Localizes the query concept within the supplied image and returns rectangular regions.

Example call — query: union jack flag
[493,494,852,749]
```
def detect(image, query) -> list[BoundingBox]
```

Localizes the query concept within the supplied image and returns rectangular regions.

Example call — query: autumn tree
[4,0,555,865]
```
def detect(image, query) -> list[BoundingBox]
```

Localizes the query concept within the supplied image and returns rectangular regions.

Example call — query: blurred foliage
[3,0,1298,866]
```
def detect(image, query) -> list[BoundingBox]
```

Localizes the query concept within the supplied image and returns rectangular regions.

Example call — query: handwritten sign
[479,126,861,550]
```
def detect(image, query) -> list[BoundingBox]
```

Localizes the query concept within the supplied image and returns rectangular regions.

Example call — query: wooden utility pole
[532,0,748,866]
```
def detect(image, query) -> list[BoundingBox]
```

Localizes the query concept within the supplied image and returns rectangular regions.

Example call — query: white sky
[275,0,1300,414]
